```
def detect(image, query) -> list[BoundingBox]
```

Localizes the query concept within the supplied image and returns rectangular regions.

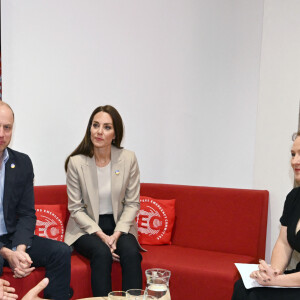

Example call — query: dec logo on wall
[34,207,66,242]
[136,197,175,245]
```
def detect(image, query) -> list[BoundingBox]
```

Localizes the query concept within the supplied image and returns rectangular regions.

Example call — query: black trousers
[74,214,142,296]
[232,278,300,300]
[0,234,71,300]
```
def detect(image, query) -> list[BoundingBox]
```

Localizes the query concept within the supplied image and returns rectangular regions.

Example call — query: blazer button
[83,204,88,208]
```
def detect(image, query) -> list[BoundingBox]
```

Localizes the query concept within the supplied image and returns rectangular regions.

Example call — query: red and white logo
[136,198,169,241]
[35,209,65,242]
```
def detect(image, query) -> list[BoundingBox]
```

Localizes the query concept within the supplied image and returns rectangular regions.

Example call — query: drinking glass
[108,291,126,300]
[126,289,145,299]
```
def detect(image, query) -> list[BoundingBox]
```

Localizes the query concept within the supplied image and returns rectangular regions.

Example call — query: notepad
[234,263,300,289]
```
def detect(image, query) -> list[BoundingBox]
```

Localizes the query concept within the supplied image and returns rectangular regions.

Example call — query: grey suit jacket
[64,146,140,246]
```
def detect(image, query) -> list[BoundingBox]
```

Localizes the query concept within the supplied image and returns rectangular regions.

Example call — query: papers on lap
[234,263,300,289]
[235,263,264,289]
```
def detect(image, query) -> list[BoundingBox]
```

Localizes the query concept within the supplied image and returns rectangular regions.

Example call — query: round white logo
[136,198,169,241]
[35,209,64,242]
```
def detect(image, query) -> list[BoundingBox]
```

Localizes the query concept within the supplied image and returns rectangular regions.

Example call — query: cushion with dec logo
[136,196,176,245]
[34,205,69,242]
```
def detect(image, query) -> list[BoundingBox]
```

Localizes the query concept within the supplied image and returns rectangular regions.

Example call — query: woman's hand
[108,232,121,251]
[108,232,121,262]
[95,230,121,261]
[250,260,281,286]
[95,231,111,246]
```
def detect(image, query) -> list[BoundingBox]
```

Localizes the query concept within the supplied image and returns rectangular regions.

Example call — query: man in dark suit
[0,101,71,300]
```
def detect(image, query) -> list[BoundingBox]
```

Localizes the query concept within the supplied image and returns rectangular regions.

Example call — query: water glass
[108,291,126,300]
[126,289,145,299]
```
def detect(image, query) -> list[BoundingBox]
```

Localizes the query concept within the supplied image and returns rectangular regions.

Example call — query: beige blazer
[64,146,140,246]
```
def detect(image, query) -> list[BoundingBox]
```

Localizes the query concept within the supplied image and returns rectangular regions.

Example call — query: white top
[97,162,113,215]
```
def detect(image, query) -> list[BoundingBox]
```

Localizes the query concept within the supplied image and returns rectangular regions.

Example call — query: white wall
[4,0,300,263]
[254,0,300,262]
[1,0,264,189]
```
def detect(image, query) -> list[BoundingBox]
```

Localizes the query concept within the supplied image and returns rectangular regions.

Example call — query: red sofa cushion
[35,204,69,242]
[141,245,256,300]
[137,197,175,245]
[140,183,268,260]
[34,185,68,205]
[13,183,266,300]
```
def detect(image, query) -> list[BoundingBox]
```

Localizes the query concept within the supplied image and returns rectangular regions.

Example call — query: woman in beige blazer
[64,105,142,297]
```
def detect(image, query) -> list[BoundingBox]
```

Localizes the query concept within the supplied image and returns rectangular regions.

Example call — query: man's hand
[22,278,49,300]
[10,250,34,279]
[0,246,35,278]
[0,279,18,300]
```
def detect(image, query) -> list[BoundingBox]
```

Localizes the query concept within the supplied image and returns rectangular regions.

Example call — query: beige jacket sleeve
[67,156,101,235]
[114,151,140,234]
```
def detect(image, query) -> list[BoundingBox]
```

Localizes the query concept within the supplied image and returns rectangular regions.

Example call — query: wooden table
[77,298,108,300]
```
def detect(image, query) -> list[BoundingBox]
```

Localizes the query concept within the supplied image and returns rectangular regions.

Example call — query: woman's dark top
[280,187,300,259]
[231,187,300,300]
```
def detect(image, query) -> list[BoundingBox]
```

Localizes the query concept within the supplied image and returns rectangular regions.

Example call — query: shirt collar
[3,149,9,164]
[1,149,9,167]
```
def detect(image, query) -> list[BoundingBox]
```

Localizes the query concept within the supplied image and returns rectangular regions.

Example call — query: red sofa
[2,183,268,300]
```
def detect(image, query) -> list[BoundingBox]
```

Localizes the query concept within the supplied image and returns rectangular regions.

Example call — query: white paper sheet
[234,263,300,289]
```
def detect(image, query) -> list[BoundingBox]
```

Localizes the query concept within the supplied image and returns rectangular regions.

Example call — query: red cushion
[140,183,268,260]
[141,245,256,300]
[34,204,69,242]
[136,197,175,245]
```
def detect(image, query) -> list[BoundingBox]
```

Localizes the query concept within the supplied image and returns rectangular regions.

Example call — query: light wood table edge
[77,297,108,300]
